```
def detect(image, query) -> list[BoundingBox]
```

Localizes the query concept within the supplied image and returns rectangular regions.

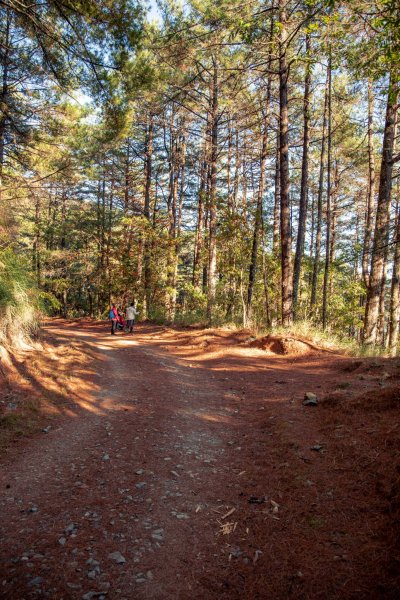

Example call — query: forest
[0,0,399,352]
[1,3,400,598]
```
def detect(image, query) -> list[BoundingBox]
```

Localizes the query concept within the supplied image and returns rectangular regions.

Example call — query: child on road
[109,303,118,335]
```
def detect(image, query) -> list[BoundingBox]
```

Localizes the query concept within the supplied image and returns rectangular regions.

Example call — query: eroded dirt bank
[0,320,399,599]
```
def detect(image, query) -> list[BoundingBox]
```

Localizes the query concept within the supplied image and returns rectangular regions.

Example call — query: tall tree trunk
[293,33,311,316]
[106,172,115,304]
[362,79,376,287]
[246,88,270,323]
[389,198,400,355]
[166,129,178,321]
[364,73,399,346]
[193,154,207,289]
[233,129,240,211]
[310,67,329,308]
[273,130,280,255]
[206,59,219,324]
[322,53,332,330]
[278,0,293,327]
[227,117,233,213]
[0,8,11,212]
[378,255,389,346]
[241,141,248,218]
[143,115,153,318]
[33,194,42,287]
[261,213,272,327]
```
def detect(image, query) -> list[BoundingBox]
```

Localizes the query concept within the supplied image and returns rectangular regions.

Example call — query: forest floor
[0,319,399,600]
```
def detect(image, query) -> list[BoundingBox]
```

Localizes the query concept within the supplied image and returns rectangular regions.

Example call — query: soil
[0,319,399,599]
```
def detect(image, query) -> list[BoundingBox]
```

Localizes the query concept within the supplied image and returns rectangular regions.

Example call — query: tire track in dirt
[0,322,257,599]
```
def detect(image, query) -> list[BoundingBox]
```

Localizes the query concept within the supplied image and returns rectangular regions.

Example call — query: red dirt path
[0,320,399,599]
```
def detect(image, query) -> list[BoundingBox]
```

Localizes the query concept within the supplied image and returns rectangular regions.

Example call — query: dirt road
[0,321,398,599]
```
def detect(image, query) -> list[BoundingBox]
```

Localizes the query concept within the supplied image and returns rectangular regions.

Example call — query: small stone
[175,513,189,520]
[58,537,67,546]
[135,482,146,489]
[28,577,43,586]
[311,444,324,452]
[102,454,110,461]
[82,590,108,599]
[303,392,318,406]
[28,506,38,513]
[65,523,77,535]
[42,426,51,433]
[87,570,97,579]
[86,558,100,567]
[135,578,146,583]
[135,469,144,475]
[108,551,126,564]
[151,529,164,541]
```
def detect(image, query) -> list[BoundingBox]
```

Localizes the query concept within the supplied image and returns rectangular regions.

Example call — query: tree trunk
[227,117,233,213]
[206,59,219,324]
[364,73,399,346]
[106,173,115,304]
[192,153,207,289]
[293,33,311,316]
[389,198,400,355]
[33,194,42,286]
[166,135,179,321]
[0,8,11,202]
[362,79,376,287]
[246,92,270,323]
[278,0,293,327]
[143,115,153,318]
[322,53,332,330]
[233,129,240,212]
[273,130,280,255]
[0,7,10,207]
[310,67,329,308]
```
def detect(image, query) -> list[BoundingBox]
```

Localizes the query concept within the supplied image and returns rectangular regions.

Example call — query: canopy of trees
[0,0,399,352]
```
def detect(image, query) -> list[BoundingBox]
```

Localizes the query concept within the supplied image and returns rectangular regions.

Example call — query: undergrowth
[0,248,58,348]
[163,313,380,356]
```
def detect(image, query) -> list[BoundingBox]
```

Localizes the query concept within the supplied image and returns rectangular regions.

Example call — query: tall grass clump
[0,249,41,346]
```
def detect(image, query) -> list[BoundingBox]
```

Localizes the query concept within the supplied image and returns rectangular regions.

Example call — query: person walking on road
[126,302,138,333]
[109,303,118,335]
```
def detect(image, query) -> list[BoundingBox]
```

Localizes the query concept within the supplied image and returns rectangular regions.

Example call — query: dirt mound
[250,334,321,356]
[170,328,253,351]
[321,385,400,413]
